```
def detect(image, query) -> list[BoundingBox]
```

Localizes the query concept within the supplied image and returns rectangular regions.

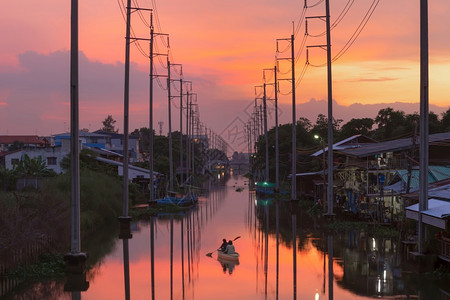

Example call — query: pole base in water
[64,272,89,292]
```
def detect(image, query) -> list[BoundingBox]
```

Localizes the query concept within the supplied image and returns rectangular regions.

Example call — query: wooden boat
[217,250,239,261]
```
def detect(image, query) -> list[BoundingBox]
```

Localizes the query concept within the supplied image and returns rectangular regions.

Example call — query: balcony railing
[436,237,450,262]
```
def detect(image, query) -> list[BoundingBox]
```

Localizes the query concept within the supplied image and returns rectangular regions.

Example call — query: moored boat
[217,250,239,261]
[255,181,275,195]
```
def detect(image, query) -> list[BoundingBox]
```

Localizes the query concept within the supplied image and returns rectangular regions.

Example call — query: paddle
[206,236,241,257]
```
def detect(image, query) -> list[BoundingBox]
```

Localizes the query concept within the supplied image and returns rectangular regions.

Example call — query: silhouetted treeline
[252,107,450,183]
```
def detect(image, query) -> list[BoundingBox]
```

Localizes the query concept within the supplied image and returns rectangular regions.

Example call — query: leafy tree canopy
[101,115,118,133]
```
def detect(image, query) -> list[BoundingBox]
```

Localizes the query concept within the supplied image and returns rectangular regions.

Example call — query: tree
[311,114,342,142]
[373,107,406,140]
[101,115,118,133]
[428,112,441,134]
[441,108,450,132]
[339,118,374,139]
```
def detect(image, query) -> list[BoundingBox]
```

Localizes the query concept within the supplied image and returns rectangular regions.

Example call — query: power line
[332,0,380,62]
[308,0,380,66]
[306,0,324,9]
[306,0,354,38]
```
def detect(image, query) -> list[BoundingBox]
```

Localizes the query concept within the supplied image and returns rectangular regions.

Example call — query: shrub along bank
[0,168,123,279]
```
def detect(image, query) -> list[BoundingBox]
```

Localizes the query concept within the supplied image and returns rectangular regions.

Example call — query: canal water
[4,174,448,299]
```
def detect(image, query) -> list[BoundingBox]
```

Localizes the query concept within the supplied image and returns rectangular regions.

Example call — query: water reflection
[4,175,449,299]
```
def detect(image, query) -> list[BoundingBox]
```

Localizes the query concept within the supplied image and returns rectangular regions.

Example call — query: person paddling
[224,240,235,254]
[218,238,228,252]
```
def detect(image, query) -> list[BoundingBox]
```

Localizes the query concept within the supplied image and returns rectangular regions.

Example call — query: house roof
[386,166,450,192]
[311,134,377,157]
[402,178,450,201]
[95,156,159,176]
[337,132,450,158]
[0,135,48,145]
[405,199,450,229]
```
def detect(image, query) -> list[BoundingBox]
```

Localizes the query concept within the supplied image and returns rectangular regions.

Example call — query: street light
[314,135,326,210]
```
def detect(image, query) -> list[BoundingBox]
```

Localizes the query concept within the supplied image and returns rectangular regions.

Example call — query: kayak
[217,250,239,261]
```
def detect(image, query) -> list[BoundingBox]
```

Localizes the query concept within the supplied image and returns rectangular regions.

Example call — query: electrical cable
[306,0,354,38]
[307,0,324,9]
[332,0,380,62]
[133,0,151,28]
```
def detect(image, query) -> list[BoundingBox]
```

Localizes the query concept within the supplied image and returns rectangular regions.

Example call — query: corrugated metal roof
[406,199,450,219]
[311,134,377,157]
[338,132,450,158]
[402,178,450,201]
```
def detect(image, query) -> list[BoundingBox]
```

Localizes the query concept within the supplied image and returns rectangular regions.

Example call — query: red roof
[0,135,48,145]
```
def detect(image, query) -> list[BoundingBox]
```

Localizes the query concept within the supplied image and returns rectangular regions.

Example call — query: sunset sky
[0,0,449,145]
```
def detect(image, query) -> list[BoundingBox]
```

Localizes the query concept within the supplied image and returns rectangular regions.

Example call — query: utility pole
[167,60,173,192]
[147,13,168,203]
[263,66,280,189]
[274,66,279,191]
[122,0,131,218]
[68,0,85,266]
[291,30,297,201]
[325,0,334,215]
[149,12,155,203]
[275,34,295,196]
[179,79,183,186]
[306,2,334,213]
[418,0,429,254]
[186,91,190,184]
[263,83,269,182]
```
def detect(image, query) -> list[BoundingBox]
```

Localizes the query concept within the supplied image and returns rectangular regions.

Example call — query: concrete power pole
[179,79,183,186]
[149,12,155,203]
[263,83,269,182]
[325,0,334,215]
[274,66,279,191]
[291,32,297,201]
[70,0,81,255]
[167,60,174,192]
[418,0,429,254]
[121,0,131,218]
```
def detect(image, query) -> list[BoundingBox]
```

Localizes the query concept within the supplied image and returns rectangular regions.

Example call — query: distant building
[0,130,142,173]
[54,131,141,163]
[0,138,72,174]
[0,135,50,152]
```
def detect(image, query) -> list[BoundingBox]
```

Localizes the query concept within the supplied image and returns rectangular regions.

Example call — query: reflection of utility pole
[328,235,334,300]
[292,213,297,299]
